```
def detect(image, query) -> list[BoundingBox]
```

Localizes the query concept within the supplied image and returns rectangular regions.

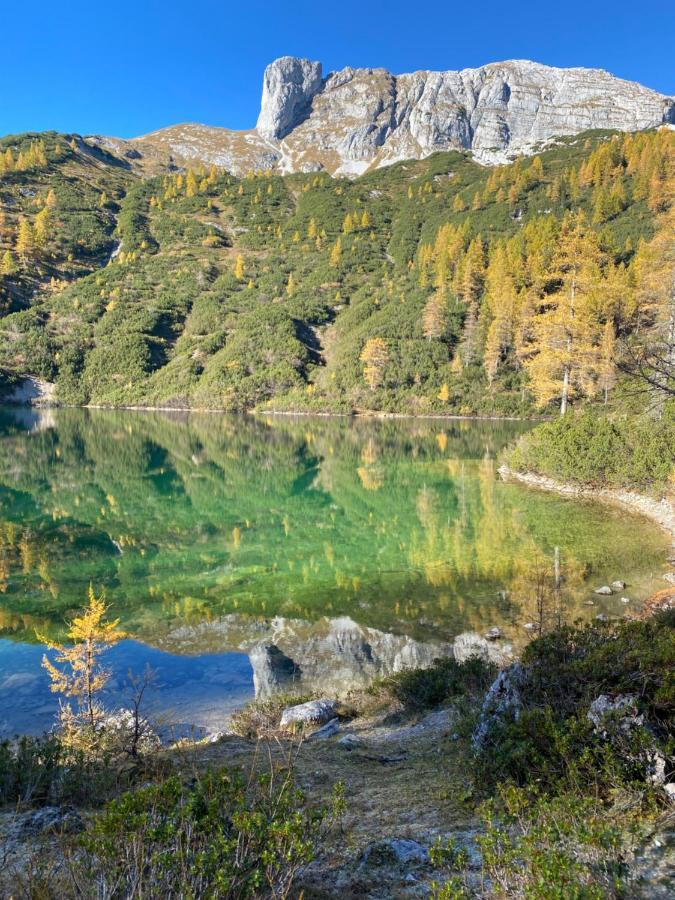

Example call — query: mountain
[93,57,675,176]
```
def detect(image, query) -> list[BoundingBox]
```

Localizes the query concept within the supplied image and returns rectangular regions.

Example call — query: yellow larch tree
[360,338,389,391]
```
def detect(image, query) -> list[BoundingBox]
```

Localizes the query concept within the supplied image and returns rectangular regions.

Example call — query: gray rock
[611,580,627,590]
[587,694,642,736]
[4,807,83,842]
[256,56,323,140]
[484,627,503,641]
[308,717,339,739]
[360,838,430,869]
[621,597,631,604]
[663,572,675,586]
[131,58,675,177]
[338,733,362,750]
[280,697,337,730]
[472,663,528,751]
[594,585,613,595]
[663,783,675,803]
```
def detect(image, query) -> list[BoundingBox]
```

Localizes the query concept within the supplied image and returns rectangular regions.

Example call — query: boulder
[280,697,337,730]
[594,585,613,595]
[308,717,339,739]
[484,627,503,641]
[360,838,429,869]
[472,663,528,751]
[611,580,626,590]
[587,694,643,736]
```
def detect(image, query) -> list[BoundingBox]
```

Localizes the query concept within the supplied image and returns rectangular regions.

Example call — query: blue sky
[3,0,674,138]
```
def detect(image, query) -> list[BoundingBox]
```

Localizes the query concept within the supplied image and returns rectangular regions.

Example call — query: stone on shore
[280,697,338,730]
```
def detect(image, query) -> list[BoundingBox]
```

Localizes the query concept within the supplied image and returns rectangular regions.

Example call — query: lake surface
[0,408,669,737]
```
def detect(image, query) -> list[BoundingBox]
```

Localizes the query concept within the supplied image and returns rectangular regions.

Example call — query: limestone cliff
[119,56,675,176]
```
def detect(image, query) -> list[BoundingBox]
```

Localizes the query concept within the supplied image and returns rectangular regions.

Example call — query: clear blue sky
[3,0,674,139]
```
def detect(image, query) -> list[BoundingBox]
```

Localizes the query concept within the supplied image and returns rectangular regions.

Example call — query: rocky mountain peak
[256,56,323,140]
[119,56,675,177]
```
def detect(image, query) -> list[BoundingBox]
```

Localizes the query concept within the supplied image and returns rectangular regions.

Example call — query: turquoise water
[0,408,669,736]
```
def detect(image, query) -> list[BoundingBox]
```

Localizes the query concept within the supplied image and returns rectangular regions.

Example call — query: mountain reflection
[0,407,668,652]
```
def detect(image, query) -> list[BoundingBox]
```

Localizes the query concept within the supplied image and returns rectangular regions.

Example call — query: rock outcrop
[122,56,675,176]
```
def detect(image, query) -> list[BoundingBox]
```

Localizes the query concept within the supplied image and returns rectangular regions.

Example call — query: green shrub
[477,784,650,899]
[75,767,344,899]
[371,655,497,711]
[509,409,675,491]
[0,733,155,807]
[474,613,675,794]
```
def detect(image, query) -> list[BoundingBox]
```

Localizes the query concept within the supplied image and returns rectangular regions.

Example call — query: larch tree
[16,220,35,260]
[360,338,389,391]
[39,587,124,738]
[525,211,606,414]
[598,320,617,404]
[422,292,447,341]
[483,245,519,384]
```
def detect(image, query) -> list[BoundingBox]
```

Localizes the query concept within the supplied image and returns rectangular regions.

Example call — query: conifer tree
[360,338,389,390]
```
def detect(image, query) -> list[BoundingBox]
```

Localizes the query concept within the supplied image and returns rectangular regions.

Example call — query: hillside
[0,126,673,416]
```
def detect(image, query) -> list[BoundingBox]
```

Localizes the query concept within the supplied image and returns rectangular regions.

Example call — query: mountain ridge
[91,56,675,177]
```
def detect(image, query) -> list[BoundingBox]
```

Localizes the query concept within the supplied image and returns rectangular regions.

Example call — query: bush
[478,784,650,899]
[74,766,344,899]
[474,612,675,794]
[370,655,497,711]
[509,409,675,491]
[0,733,157,807]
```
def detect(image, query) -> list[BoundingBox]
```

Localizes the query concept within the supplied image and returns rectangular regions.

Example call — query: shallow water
[0,408,669,736]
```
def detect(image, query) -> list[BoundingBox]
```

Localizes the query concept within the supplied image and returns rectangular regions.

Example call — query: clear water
[0,408,669,736]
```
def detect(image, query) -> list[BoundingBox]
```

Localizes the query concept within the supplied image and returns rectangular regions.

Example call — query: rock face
[125,57,675,176]
[256,56,323,140]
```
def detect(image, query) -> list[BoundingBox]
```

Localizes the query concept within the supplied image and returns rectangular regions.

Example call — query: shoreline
[3,399,543,424]
[499,464,675,545]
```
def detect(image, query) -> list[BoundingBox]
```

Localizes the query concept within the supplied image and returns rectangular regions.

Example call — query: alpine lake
[0,408,670,738]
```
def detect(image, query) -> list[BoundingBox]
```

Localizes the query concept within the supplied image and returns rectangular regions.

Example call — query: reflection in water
[0,408,669,734]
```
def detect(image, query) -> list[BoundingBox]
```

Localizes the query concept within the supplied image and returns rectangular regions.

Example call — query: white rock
[611,580,627,590]
[594,586,613,595]
[279,697,337,730]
